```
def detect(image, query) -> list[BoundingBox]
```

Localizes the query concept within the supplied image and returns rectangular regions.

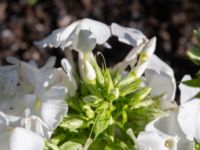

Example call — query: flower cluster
[0,18,199,150]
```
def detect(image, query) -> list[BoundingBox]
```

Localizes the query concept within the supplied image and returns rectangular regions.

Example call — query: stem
[82,138,93,150]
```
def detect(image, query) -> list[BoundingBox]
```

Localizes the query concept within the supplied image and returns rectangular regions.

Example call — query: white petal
[134,37,157,77]
[79,18,111,44]
[146,54,174,77]
[22,115,50,138]
[146,111,194,150]
[40,85,68,130]
[0,94,36,123]
[73,30,96,52]
[9,127,44,150]
[145,54,176,100]
[178,99,200,142]
[0,112,9,132]
[40,56,56,71]
[111,23,147,46]
[0,69,18,95]
[35,18,111,51]
[145,70,175,100]
[179,75,199,104]
[137,131,178,150]
[61,58,72,73]
[113,43,145,72]
[34,21,79,49]
[19,62,45,90]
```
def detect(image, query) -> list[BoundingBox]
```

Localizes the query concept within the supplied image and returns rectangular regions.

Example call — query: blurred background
[0,0,200,81]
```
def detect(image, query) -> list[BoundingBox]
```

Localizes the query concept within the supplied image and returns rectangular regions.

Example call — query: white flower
[35,18,111,52]
[177,75,200,142]
[0,58,70,139]
[146,111,194,150]
[0,112,44,150]
[136,131,179,150]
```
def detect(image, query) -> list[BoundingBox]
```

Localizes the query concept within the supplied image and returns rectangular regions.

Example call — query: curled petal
[111,23,147,46]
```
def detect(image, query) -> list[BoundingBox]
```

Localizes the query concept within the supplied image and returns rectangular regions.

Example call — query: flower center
[34,97,41,110]
[165,139,174,149]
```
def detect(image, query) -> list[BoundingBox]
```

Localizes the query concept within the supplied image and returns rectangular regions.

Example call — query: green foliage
[187,29,200,65]
[183,78,200,88]
[45,60,163,150]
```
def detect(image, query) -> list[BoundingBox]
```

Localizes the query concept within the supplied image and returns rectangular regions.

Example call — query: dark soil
[0,0,200,81]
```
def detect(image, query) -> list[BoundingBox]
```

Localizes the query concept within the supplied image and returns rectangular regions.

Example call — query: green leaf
[183,78,200,87]
[60,141,83,150]
[187,47,200,65]
[94,104,111,139]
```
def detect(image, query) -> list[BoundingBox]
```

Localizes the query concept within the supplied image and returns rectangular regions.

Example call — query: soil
[0,0,200,81]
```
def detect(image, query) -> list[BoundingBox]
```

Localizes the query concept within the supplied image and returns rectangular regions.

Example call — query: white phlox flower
[136,131,179,150]
[146,111,194,150]
[0,57,70,149]
[134,112,181,150]
[178,75,200,142]
[34,18,111,52]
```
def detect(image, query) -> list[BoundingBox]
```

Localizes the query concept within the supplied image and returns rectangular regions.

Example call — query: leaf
[183,78,200,87]
[94,106,111,139]
[187,47,200,65]
[60,141,83,150]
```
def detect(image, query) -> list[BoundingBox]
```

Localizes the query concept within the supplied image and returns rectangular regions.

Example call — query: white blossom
[35,18,111,52]
[177,75,200,142]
